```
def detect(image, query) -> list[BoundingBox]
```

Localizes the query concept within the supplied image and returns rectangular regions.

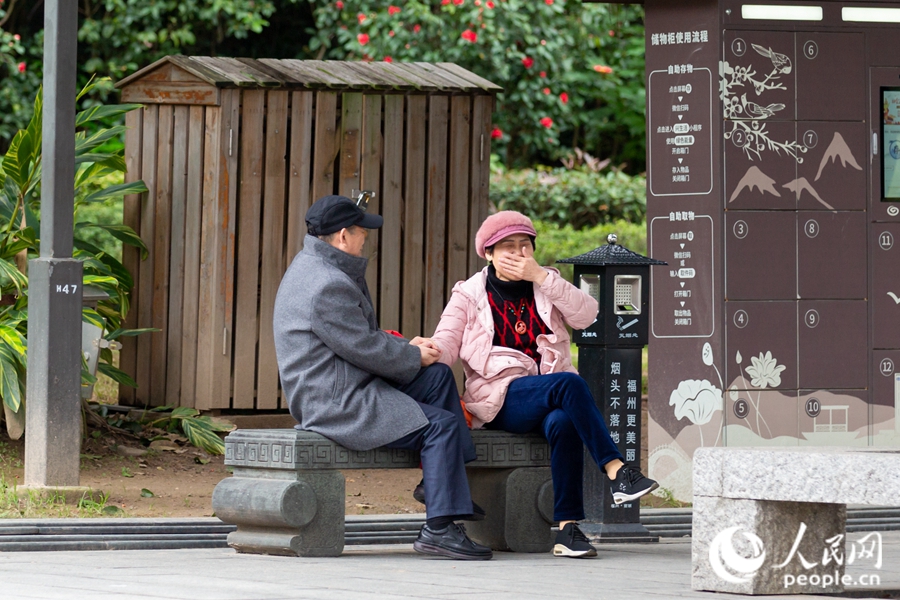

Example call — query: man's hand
[409,336,439,350]
[418,344,442,367]
[495,245,548,285]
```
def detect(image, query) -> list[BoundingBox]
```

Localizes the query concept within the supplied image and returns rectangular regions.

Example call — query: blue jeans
[487,372,623,522]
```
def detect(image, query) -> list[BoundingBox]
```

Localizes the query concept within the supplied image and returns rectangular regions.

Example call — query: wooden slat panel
[360,95,383,310]
[415,62,475,92]
[136,105,158,406]
[447,96,471,293]
[119,108,142,404]
[232,90,266,410]
[286,91,313,262]
[221,89,241,408]
[424,96,448,336]
[150,105,174,406]
[121,82,220,106]
[312,61,371,88]
[339,93,362,197]
[469,96,492,276]
[402,96,426,338]
[165,106,189,407]
[391,63,452,92]
[436,63,504,92]
[312,92,338,201]
[380,96,404,332]
[270,60,337,88]
[256,90,289,410]
[195,99,225,411]
[180,106,205,409]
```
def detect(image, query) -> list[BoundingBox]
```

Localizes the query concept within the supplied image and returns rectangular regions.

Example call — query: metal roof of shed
[116,56,502,94]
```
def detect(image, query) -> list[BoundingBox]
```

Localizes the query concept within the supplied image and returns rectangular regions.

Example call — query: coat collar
[303,234,369,280]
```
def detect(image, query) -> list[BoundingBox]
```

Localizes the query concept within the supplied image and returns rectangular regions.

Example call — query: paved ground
[0,532,897,599]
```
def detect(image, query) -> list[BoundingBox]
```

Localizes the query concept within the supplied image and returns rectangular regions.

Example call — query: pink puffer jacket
[431,267,599,427]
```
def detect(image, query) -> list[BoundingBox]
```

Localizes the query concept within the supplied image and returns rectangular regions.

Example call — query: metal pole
[23,0,84,488]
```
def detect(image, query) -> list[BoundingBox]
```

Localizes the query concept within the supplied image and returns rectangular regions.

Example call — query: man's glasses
[354,190,376,213]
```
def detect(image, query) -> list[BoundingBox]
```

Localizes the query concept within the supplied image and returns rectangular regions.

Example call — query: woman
[430,210,658,558]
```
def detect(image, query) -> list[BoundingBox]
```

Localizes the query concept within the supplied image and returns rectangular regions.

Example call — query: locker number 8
[805,219,818,238]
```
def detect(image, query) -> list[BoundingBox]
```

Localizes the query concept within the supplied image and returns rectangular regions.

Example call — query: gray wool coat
[273,235,428,450]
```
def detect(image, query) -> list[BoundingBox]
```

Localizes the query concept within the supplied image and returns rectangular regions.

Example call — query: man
[273,194,491,560]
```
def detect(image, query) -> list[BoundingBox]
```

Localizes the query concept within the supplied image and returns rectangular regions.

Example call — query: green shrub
[490,167,647,230]
[532,219,647,282]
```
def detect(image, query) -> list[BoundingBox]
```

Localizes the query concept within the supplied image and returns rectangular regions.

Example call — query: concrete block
[692,496,846,595]
[466,467,554,553]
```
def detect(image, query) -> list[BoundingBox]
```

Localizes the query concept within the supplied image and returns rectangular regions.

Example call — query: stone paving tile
[0,534,897,599]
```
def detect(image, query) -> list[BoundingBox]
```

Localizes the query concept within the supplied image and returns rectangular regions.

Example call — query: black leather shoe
[413,522,493,560]
[413,479,486,521]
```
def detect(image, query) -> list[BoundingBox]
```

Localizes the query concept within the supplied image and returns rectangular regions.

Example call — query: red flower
[486,0,495,7]
[414,24,421,33]
[540,117,553,128]
[13,34,20,41]
[335,0,343,7]
[522,56,534,69]
[442,0,451,4]
[559,92,569,104]
[358,33,370,45]
[388,5,401,15]
[389,30,395,36]
[539,71,547,78]
[453,0,464,4]
[545,0,553,4]
[593,65,614,74]
[461,29,477,42]
[542,87,550,95]
[475,0,481,5]
[357,13,366,23]
[384,56,393,63]
[17,62,25,73]
[490,127,503,139]
[609,30,616,37]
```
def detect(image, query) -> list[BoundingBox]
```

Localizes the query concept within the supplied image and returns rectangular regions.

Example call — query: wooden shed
[115,56,500,412]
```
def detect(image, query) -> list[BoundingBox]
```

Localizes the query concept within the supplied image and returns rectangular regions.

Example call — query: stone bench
[691,447,900,595]
[212,429,554,557]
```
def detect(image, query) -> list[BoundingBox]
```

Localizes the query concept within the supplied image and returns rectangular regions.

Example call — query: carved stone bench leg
[212,471,345,557]
[466,467,554,553]
[692,496,846,595]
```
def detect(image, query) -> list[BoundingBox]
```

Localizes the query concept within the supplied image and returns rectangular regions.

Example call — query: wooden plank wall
[121,90,493,411]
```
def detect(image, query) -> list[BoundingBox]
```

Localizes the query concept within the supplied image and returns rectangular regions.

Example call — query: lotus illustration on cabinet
[668,343,724,447]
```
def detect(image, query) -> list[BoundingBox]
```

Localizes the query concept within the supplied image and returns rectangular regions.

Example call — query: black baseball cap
[305,195,383,236]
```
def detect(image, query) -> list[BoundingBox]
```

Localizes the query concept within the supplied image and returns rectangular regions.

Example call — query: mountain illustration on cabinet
[729,166,780,202]
[815,132,862,181]
[730,132,861,208]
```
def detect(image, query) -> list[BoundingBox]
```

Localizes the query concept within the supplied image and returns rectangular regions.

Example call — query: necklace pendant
[515,320,527,335]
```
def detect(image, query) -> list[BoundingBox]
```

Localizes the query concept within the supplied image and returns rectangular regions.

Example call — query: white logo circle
[709,526,767,584]
[888,205,899,217]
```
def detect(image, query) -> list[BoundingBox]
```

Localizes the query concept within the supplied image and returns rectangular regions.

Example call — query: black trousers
[386,363,476,519]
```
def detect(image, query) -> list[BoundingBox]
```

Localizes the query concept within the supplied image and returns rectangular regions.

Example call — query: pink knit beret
[474,210,537,259]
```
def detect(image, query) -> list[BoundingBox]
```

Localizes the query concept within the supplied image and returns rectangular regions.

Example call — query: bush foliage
[531,219,647,283]
[490,167,647,230]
